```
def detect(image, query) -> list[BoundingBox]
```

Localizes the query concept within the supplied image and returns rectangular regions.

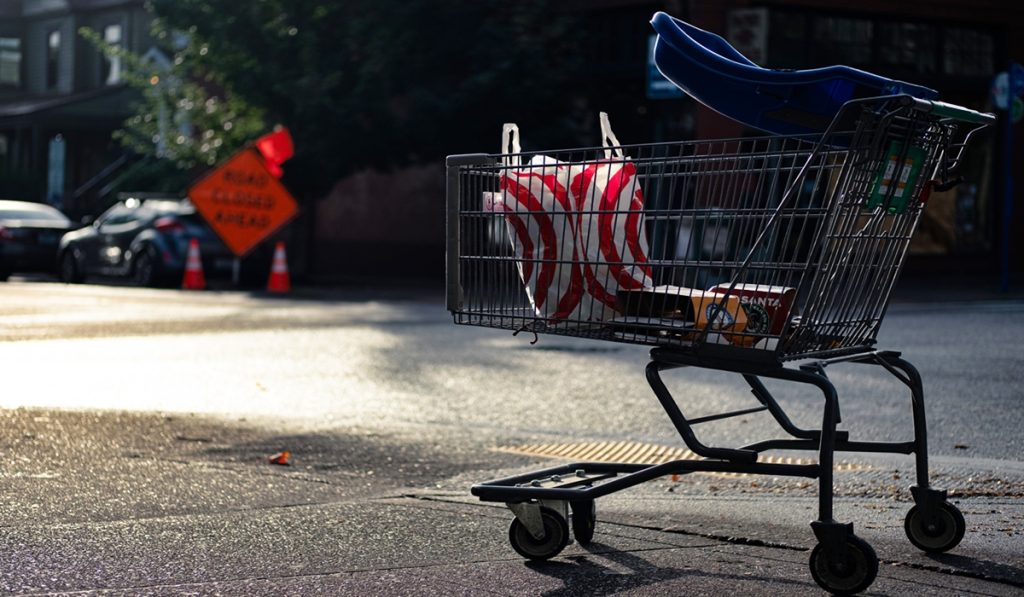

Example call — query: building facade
[565,0,1021,276]
[0,0,152,215]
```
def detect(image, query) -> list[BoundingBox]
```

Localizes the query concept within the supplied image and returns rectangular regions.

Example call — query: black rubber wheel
[809,535,879,595]
[570,499,596,546]
[0,269,10,282]
[508,506,570,561]
[59,251,83,284]
[904,502,965,553]
[132,247,158,287]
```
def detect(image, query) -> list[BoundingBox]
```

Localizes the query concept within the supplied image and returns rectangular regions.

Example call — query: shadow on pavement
[524,541,809,597]
[926,552,1024,589]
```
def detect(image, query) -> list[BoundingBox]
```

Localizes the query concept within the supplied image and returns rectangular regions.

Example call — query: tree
[147,0,584,200]
[80,22,267,192]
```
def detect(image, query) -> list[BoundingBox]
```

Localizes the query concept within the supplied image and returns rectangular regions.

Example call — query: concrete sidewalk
[2,408,1022,595]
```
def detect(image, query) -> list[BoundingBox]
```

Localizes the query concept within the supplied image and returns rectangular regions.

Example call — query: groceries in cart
[487,113,799,350]
[612,284,796,349]
[615,285,747,342]
[706,284,797,336]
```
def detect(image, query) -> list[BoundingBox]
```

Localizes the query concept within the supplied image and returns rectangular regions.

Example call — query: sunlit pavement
[1,279,1022,595]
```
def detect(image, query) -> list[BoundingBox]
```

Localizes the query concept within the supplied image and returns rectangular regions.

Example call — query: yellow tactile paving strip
[496,440,870,477]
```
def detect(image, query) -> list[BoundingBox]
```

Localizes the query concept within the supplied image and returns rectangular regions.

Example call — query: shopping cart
[445,94,992,594]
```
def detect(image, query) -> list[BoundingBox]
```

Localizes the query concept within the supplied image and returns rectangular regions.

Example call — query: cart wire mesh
[447,97,979,362]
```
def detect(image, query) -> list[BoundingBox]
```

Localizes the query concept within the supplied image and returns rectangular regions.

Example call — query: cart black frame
[445,95,993,594]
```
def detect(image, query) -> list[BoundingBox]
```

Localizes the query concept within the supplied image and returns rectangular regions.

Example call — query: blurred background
[0,0,1021,287]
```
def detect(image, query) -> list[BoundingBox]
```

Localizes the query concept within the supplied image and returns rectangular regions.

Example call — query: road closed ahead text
[188,149,299,257]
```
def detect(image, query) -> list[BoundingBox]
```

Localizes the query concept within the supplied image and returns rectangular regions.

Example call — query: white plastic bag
[570,112,654,318]
[488,115,653,326]
[492,125,585,323]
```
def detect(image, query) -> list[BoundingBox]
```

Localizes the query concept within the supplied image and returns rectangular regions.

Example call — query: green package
[866,141,927,214]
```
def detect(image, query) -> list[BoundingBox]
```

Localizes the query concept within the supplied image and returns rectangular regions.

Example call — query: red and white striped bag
[487,115,653,326]
[570,113,653,318]
[490,124,586,324]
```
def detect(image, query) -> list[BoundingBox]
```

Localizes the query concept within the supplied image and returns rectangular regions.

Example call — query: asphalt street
[1,279,1022,595]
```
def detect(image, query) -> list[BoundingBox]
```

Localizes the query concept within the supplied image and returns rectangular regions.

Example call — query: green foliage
[79,23,266,174]
[147,0,584,198]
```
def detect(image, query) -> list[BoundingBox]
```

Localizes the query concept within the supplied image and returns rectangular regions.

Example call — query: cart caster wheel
[904,501,965,553]
[570,499,596,546]
[508,506,569,561]
[809,535,878,595]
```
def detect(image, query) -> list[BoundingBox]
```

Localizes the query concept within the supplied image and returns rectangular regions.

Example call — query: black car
[0,200,77,281]
[57,197,262,287]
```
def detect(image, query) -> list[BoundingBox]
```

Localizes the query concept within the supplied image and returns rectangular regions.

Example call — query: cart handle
[908,98,995,125]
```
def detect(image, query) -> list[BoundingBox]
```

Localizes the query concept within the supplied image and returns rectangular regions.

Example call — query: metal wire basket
[447,95,991,362]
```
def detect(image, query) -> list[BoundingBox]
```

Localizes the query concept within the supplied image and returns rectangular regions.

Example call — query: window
[879,23,937,74]
[0,36,20,86]
[582,5,658,72]
[98,206,138,230]
[811,17,873,65]
[768,10,995,82]
[944,27,994,77]
[102,23,122,85]
[0,203,69,224]
[46,29,61,89]
[766,13,806,69]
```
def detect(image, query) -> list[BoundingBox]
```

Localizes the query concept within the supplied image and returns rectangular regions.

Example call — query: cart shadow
[524,541,809,596]
[924,552,1024,587]
[516,345,624,354]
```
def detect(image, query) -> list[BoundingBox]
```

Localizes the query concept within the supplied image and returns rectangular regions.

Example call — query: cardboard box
[617,286,748,337]
[707,284,796,335]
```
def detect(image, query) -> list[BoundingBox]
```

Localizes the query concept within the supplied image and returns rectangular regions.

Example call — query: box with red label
[707,284,796,335]
[616,285,748,339]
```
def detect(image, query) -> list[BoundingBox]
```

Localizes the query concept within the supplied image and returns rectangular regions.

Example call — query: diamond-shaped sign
[188,149,299,257]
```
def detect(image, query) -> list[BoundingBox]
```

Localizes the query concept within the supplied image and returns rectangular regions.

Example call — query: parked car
[57,196,269,287]
[0,200,77,281]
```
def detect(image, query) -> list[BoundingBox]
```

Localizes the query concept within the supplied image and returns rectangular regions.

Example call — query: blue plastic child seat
[650,12,939,136]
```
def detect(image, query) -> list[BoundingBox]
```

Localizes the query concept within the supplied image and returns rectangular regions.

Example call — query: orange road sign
[188,149,299,257]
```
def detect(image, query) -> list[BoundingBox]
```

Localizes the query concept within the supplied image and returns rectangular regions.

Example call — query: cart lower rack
[446,95,992,595]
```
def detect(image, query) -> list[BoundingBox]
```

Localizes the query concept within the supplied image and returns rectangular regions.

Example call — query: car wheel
[132,247,159,287]
[0,269,10,282]
[59,251,84,284]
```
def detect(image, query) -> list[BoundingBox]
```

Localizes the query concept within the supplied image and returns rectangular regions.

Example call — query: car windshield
[0,201,70,224]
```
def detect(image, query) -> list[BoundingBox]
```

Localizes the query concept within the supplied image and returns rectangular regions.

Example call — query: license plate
[38,232,58,244]
[214,258,235,270]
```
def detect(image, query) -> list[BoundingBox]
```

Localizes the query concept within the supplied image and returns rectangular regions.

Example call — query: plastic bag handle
[501,123,521,167]
[600,112,624,160]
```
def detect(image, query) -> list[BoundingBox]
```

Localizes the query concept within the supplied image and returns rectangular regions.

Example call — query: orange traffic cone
[182,238,206,290]
[266,241,290,293]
